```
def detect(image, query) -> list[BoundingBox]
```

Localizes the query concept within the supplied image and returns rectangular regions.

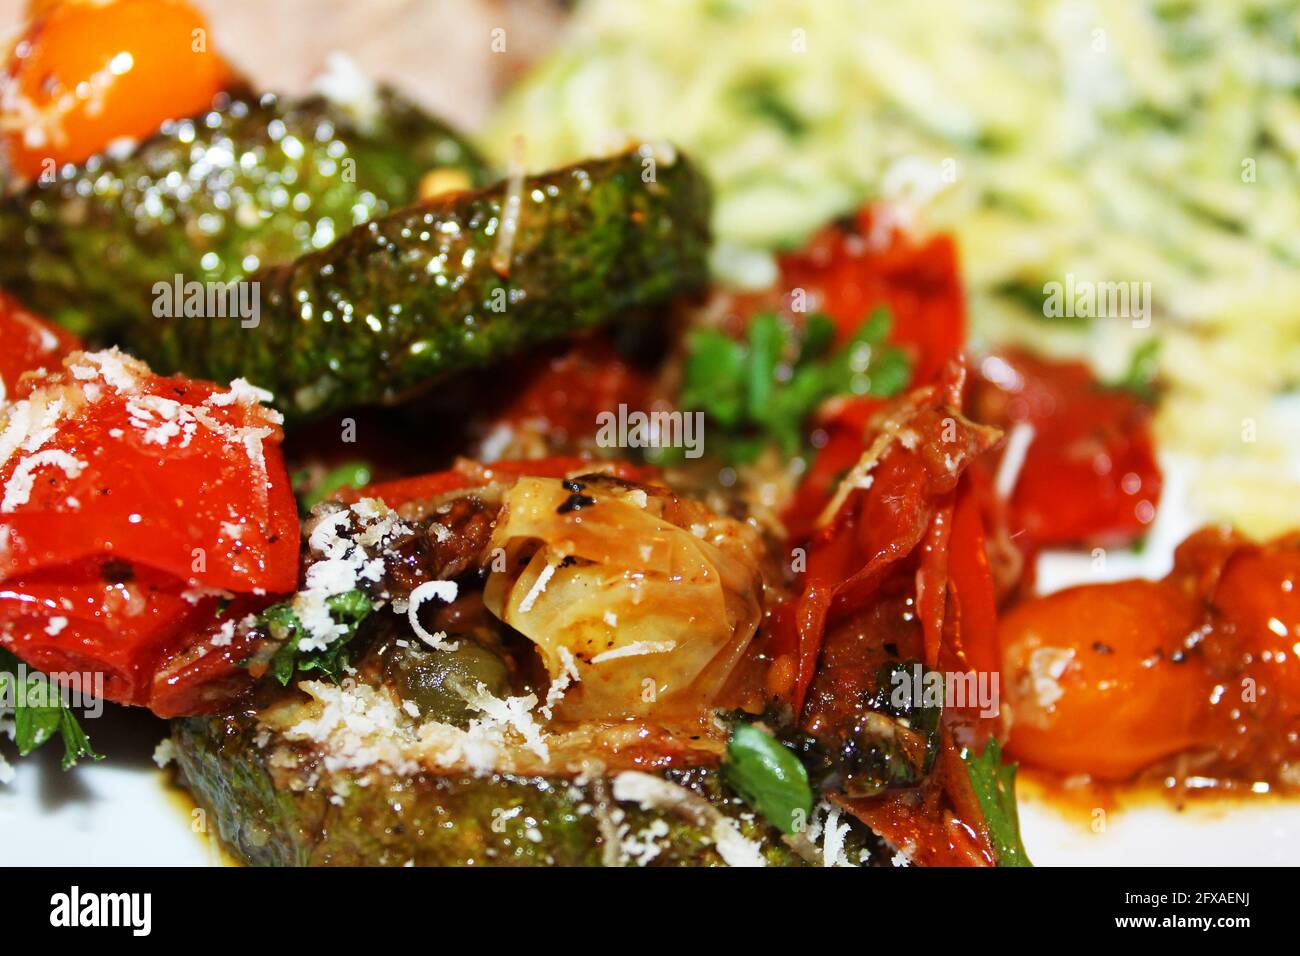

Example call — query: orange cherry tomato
[1213,544,1300,720]
[3,0,229,180]
[1001,580,1212,780]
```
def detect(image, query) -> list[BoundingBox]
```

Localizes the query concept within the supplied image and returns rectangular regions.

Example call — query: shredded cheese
[611,771,766,867]
[459,681,550,763]
[407,580,460,651]
[539,646,581,720]
[589,640,677,664]
[994,421,1037,500]
[1,450,86,512]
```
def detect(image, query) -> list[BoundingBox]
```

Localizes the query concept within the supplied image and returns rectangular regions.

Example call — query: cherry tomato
[1212,543,1300,720]
[3,0,229,180]
[1001,580,1212,780]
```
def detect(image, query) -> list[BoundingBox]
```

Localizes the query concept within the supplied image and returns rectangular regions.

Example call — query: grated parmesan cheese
[1,450,86,512]
[539,646,580,721]
[291,500,412,652]
[152,738,178,769]
[459,681,550,762]
[407,580,460,651]
[821,803,852,868]
[516,555,559,614]
[611,771,766,867]
[590,640,676,664]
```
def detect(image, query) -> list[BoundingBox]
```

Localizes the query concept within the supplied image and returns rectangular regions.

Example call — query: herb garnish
[679,308,911,464]
[0,648,103,771]
[259,589,376,685]
[962,737,1032,867]
[722,722,813,835]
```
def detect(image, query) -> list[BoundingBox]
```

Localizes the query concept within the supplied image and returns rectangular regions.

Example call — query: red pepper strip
[969,349,1161,550]
[915,494,954,669]
[0,292,80,397]
[0,350,298,714]
[787,378,1000,714]
[784,365,1003,866]
[947,480,1001,679]
[782,401,883,544]
[339,456,655,508]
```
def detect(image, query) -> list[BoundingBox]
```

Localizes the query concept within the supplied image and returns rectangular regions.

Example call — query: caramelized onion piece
[483,476,765,720]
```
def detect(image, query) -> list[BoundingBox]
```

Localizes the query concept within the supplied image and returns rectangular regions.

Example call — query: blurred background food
[0,0,568,131]
[486,0,1300,540]
[3,0,1297,537]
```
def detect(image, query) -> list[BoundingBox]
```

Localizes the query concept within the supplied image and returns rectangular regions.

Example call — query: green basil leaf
[723,722,813,835]
[963,738,1032,867]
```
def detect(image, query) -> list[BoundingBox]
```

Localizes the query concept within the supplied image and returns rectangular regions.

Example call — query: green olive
[384,639,511,726]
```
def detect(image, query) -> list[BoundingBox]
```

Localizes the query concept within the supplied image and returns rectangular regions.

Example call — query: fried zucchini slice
[0,89,485,337]
[139,145,711,418]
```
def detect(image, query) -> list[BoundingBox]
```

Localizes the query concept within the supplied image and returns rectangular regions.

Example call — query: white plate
[1018,786,1300,867]
[5,704,1298,866]
[1,708,210,866]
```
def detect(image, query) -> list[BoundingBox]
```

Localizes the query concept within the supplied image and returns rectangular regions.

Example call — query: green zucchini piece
[136,146,712,418]
[0,88,486,337]
[172,709,879,867]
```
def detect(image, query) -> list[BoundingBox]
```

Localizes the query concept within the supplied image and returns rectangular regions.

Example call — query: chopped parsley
[0,648,102,771]
[963,737,1032,867]
[722,722,813,835]
[260,589,376,685]
[679,308,911,464]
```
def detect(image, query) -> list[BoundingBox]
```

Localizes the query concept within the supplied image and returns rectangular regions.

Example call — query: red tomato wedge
[970,349,1161,551]
[0,348,297,711]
